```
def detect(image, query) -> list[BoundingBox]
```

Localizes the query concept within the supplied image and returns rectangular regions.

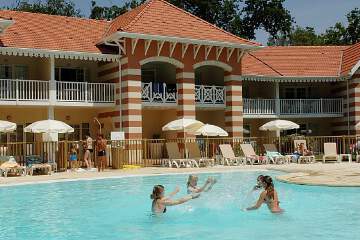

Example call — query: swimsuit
[97,150,106,157]
[69,154,77,161]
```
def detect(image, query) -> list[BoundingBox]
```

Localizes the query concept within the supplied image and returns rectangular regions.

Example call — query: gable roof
[341,42,360,76]
[105,0,260,46]
[242,46,348,77]
[0,10,111,54]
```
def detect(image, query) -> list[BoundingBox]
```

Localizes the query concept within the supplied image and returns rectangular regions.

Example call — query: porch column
[121,58,142,139]
[48,56,56,120]
[224,73,243,137]
[275,82,280,115]
[176,69,195,138]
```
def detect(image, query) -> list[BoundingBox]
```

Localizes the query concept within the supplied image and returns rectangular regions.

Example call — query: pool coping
[0,168,270,188]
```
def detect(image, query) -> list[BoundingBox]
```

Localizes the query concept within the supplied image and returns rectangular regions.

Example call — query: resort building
[0,0,359,141]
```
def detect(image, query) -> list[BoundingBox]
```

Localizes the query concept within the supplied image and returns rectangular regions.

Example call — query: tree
[90,0,145,20]
[240,0,293,40]
[321,22,347,45]
[344,8,360,44]
[168,0,293,40]
[11,0,81,17]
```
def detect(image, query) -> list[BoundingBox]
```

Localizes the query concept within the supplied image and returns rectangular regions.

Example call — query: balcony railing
[141,82,177,104]
[141,82,225,106]
[0,79,115,105]
[195,85,225,105]
[243,98,343,116]
[56,81,115,103]
[0,79,49,101]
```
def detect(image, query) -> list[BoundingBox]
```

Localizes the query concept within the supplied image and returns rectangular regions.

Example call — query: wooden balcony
[0,79,115,107]
[243,98,343,118]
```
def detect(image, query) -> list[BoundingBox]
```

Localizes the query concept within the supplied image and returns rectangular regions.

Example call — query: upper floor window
[55,67,86,82]
[0,65,28,79]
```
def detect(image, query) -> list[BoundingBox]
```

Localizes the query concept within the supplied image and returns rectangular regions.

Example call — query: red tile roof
[105,0,260,46]
[242,46,349,77]
[341,42,360,76]
[0,10,110,54]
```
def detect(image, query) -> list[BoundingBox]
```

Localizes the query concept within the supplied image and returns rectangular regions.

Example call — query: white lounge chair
[219,144,244,166]
[293,140,316,163]
[240,144,268,165]
[164,142,198,168]
[263,144,290,164]
[323,143,340,163]
[187,142,214,167]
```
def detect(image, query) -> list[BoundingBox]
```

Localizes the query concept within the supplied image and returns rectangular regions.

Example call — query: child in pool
[187,175,217,194]
[246,176,283,213]
[151,185,200,214]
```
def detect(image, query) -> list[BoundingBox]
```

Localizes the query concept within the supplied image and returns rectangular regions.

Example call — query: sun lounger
[322,143,340,163]
[0,156,26,177]
[187,142,215,167]
[25,155,52,175]
[293,140,316,163]
[263,144,290,164]
[219,144,244,166]
[164,142,199,168]
[240,144,268,165]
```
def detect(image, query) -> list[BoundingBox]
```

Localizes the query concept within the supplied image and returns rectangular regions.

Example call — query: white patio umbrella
[162,118,204,158]
[259,120,300,152]
[0,120,16,133]
[162,118,204,133]
[24,120,74,133]
[194,124,228,137]
[259,120,300,135]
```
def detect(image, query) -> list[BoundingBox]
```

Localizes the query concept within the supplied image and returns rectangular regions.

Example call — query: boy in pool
[187,175,217,194]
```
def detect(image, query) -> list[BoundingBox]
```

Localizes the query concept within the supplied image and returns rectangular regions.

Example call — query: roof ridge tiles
[152,0,260,46]
[0,9,110,24]
[121,0,155,32]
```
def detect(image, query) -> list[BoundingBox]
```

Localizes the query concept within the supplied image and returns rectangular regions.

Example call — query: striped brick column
[176,69,195,138]
[224,74,243,137]
[120,58,142,139]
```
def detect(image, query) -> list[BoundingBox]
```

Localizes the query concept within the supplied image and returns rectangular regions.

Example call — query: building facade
[0,0,359,142]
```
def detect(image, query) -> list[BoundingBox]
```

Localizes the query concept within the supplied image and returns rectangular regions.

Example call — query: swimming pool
[0,171,359,240]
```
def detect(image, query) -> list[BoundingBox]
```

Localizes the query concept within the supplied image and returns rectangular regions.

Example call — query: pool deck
[0,163,360,187]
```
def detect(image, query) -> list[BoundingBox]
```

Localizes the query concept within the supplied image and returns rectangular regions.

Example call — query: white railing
[141,82,177,104]
[244,98,343,116]
[87,83,115,103]
[195,85,225,105]
[57,81,115,103]
[0,79,49,101]
[0,79,115,104]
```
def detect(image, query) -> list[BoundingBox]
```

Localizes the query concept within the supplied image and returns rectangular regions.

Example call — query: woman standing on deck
[83,135,93,169]
[246,176,283,213]
[96,134,107,172]
[151,185,200,214]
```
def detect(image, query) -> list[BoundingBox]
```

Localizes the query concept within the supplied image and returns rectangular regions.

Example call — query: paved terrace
[1,163,360,187]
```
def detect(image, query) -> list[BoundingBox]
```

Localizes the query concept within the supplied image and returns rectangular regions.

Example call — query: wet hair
[187,175,198,187]
[263,176,275,199]
[257,175,265,182]
[150,185,164,200]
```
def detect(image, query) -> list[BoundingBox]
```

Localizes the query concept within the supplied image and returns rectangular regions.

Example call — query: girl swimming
[252,175,265,191]
[246,176,283,213]
[151,185,200,214]
[187,175,217,194]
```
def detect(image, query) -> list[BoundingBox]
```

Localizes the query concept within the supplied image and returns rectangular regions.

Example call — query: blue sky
[0,0,359,44]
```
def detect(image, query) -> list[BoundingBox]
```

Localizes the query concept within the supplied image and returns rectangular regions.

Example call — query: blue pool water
[0,171,359,240]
